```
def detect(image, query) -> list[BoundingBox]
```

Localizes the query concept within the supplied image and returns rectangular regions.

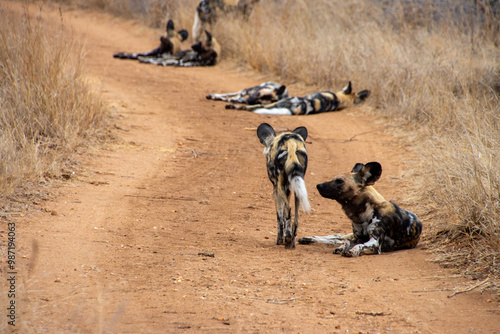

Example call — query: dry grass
[0,4,106,201]
[43,0,500,288]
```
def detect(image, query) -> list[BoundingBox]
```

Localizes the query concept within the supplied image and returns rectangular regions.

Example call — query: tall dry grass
[0,4,106,199]
[48,0,500,284]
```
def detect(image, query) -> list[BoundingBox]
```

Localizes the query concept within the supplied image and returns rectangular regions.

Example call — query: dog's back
[264,131,309,210]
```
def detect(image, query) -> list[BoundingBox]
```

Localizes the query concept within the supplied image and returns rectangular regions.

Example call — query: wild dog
[206,82,289,105]
[193,0,257,42]
[226,82,370,115]
[113,20,188,60]
[298,162,422,257]
[257,123,311,249]
[139,30,221,67]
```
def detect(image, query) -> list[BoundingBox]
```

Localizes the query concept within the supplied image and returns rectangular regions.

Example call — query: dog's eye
[334,179,344,185]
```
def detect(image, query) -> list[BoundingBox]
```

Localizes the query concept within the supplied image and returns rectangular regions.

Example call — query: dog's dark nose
[316,183,323,191]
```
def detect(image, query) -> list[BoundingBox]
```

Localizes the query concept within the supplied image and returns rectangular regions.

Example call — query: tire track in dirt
[3,2,498,333]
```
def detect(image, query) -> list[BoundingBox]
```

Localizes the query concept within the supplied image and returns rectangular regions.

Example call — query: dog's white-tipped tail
[290,176,311,213]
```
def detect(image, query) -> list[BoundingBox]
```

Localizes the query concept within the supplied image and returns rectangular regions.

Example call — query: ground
[1,2,499,333]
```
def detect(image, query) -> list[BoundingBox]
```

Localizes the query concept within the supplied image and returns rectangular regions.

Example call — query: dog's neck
[338,186,388,224]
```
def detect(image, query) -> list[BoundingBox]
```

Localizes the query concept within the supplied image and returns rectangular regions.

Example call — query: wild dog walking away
[299,162,422,257]
[140,30,221,67]
[257,123,311,249]
[206,82,289,105]
[226,82,370,115]
[113,20,188,60]
[193,0,257,42]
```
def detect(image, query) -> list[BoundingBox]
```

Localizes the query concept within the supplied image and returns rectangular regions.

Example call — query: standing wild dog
[257,123,311,249]
[206,82,289,105]
[193,0,258,42]
[113,20,188,60]
[139,30,221,67]
[299,162,422,257]
[226,82,370,115]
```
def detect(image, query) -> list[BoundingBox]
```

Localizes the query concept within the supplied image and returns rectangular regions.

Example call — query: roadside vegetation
[0,4,106,206]
[15,0,500,290]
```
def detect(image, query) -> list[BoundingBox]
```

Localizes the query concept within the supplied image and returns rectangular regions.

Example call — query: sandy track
[1,2,498,333]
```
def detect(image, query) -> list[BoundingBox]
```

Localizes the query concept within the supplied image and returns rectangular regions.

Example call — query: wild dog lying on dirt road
[299,162,422,257]
[226,82,370,115]
[193,0,257,42]
[206,82,289,105]
[113,20,188,60]
[257,123,311,249]
[139,30,221,67]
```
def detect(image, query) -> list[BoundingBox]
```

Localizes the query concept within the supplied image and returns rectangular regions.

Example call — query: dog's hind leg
[274,191,285,245]
[290,195,301,248]
[283,203,294,249]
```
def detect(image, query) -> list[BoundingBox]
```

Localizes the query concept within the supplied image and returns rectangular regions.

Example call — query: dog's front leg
[225,103,262,111]
[342,237,381,257]
[299,233,354,245]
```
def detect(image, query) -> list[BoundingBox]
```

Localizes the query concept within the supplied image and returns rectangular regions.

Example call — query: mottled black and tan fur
[226,82,370,115]
[139,30,221,67]
[206,82,289,105]
[257,123,311,249]
[299,162,422,257]
[113,20,188,60]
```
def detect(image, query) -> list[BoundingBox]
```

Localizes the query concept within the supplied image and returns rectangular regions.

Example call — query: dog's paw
[225,104,236,109]
[206,94,213,100]
[343,245,362,257]
[333,240,350,254]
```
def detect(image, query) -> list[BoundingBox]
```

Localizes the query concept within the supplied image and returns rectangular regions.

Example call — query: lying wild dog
[257,123,311,249]
[193,0,257,42]
[298,162,423,257]
[226,82,370,115]
[206,82,289,105]
[139,30,221,67]
[113,20,188,60]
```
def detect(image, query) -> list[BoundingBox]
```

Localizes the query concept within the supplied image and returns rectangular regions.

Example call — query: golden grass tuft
[0,4,106,198]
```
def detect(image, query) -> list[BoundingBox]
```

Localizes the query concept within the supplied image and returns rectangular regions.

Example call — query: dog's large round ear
[167,19,174,32]
[205,30,213,41]
[293,126,308,141]
[277,85,287,96]
[343,81,352,94]
[361,162,382,186]
[257,123,276,146]
[354,90,371,104]
[351,163,365,173]
[178,29,189,42]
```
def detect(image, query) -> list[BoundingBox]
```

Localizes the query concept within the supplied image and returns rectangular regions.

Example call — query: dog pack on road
[112,0,422,256]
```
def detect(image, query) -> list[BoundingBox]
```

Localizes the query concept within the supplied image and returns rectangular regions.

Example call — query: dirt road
[2,2,498,333]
